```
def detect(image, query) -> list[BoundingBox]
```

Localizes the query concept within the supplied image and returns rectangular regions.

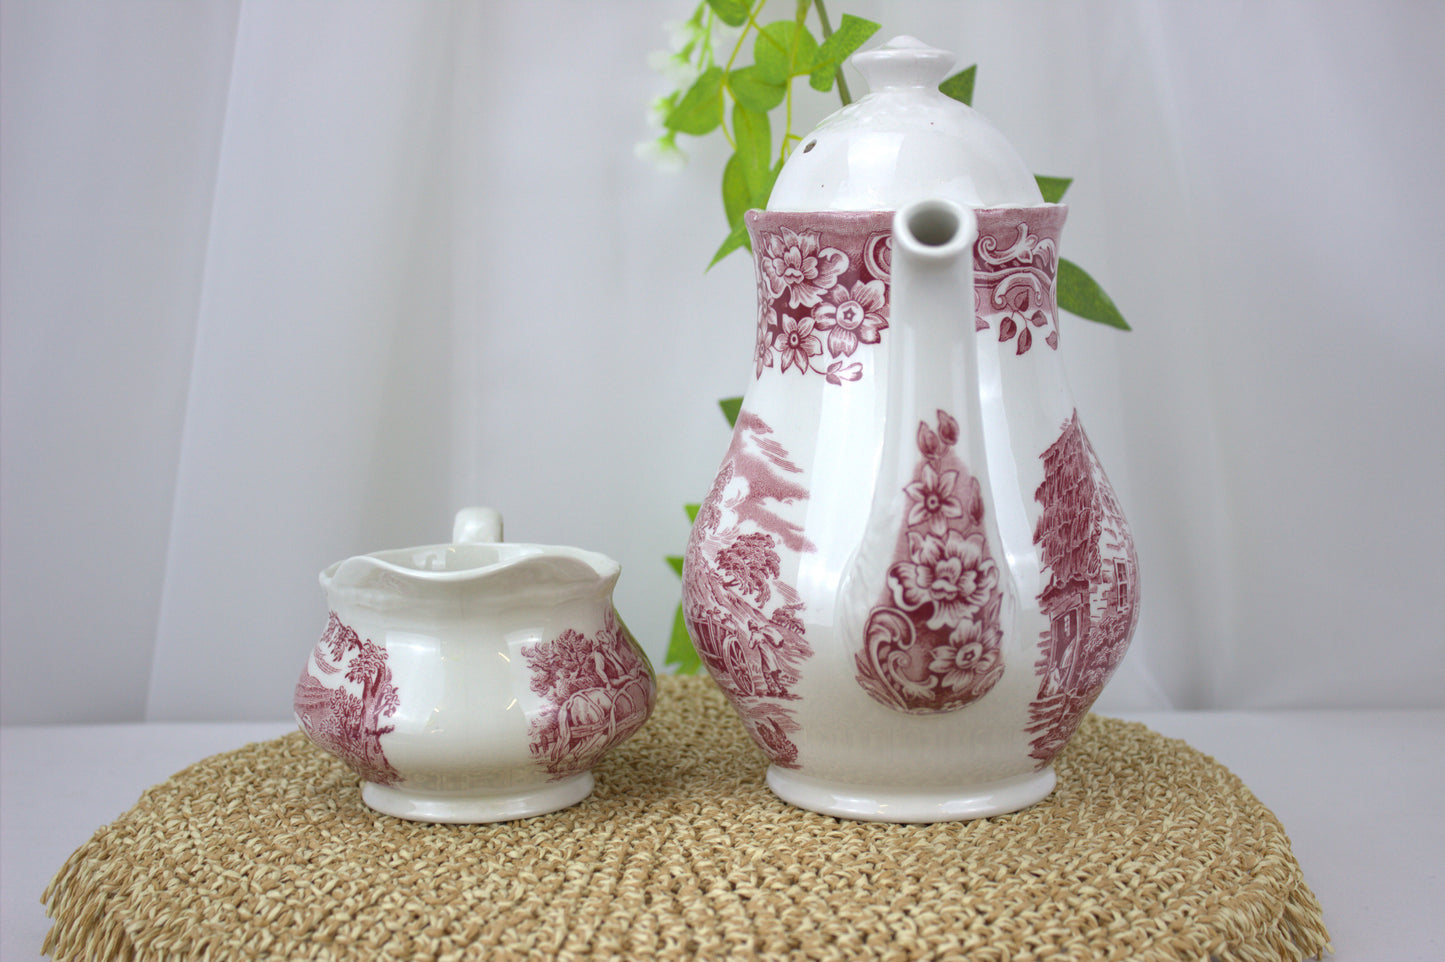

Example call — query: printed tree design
[683,410,814,767]
[293,613,402,785]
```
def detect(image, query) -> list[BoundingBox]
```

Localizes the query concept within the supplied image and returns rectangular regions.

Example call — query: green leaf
[1035,175,1073,203]
[722,153,750,229]
[810,15,880,92]
[758,158,782,207]
[685,503,702,523]
[754,20,820,85]
[705,0,748,28]
[708,220,751,269]
[665,603,702,673]
[664,65,724,136]
[666,555,685,577]
[728,65,787,113]
[719,396,743,426]
[762,157,786,202]
[939,65,976,106]
[732,104,772,199]
[1057,258,1130,330]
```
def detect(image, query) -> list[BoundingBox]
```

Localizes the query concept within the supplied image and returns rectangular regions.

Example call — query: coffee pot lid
[767,36,1043,212]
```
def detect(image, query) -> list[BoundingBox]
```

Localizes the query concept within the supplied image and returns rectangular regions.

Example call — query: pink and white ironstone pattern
[688,204,1138,777]
[521,611,655,779]
[855,409,1007,714]
[294,612,402,786]
[749,211,893,386]
[683,410,814,768]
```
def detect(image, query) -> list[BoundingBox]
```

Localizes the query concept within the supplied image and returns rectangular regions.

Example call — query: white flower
[646,48,702,89]
[635,134,687,172]
[663,18,705,53]
[644,94,673,131]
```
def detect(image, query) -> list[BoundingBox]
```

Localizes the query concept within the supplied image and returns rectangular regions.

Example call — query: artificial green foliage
[1035,175,1073,204]
[753,20,821,85]
[664,602,702,672]
[719,395,744,427]
[728,66,788,113]
[649,2,1131,334]
[812,15,881,93]
[1057,259,1131,330]
[664,550,698,671]
[649,0,880,269]
[665,502,701,672]
[938,64,976,106]
[664,66,725,136]
[705,0,749,28]
[663,398,742,673]
[664,500,700,672]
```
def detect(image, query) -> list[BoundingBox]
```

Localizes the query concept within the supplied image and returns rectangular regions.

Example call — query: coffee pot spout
[839,200,982,621]
[837,196,1017,717]
[891,199,978,314]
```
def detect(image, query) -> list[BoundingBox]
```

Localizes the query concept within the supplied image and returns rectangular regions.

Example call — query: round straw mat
[44,675,1328,962]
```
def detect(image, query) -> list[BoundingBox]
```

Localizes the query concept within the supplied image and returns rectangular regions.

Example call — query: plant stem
[811,0,853,105]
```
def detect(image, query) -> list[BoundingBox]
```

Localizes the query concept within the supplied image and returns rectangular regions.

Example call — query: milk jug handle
[453,507,504,544]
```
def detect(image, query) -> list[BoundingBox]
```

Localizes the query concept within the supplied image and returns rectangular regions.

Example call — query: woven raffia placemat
[43,675,1328,961]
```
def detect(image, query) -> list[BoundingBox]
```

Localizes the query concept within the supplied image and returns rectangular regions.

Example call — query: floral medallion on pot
[683,410,814,767]
[523,610,655,780]
[293,613,402,786]
[855,410,1006,713]
[1026,411,1141,762]
[746,211,894,385]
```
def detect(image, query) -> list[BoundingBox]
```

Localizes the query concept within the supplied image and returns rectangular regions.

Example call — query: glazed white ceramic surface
[294,509,655,823]
[681,38,1139,822]
[769,35,1043,212]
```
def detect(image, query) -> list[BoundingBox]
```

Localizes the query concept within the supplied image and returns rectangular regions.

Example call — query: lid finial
[850,36,956,92]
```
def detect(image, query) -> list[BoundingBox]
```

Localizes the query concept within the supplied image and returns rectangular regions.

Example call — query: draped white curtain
[3,1,1442,723]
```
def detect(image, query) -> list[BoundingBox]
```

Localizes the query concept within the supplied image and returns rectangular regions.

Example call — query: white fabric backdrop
[3,1,1442,724]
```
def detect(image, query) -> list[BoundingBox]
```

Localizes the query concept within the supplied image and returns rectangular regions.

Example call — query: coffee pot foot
[765,765,1056,823]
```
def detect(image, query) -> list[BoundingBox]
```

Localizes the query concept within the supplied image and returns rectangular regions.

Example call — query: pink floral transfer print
[974,206,1068,355]
[1026,411,1140,763]
[855,410,1006,714]
[746,210,893,385]
[523,610,654,779]
[294,613,402,785]
[684,410,814,768]
[759,227,847,309]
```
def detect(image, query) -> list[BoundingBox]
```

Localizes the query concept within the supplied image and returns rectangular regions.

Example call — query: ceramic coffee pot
[295,508,656,823]
[682,37,1140,821]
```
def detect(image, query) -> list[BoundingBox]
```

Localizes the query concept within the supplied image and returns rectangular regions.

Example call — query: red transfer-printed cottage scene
[1027,412,1140,763]
[522,611,654,780]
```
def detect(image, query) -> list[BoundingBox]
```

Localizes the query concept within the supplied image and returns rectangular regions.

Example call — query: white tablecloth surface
[4,711,1442,960]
